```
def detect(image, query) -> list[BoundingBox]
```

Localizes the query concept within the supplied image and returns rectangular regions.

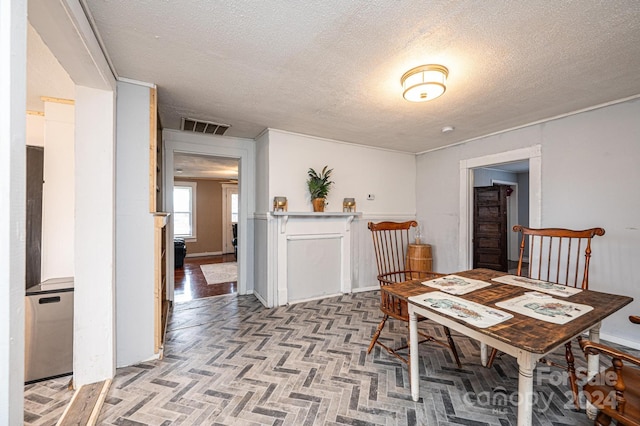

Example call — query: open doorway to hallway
[458,145,541,271]
[471,161,529,272]
[172,153,239,302]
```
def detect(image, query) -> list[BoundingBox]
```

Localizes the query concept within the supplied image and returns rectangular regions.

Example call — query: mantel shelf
[271,211,361,233]
[271,211,361,217]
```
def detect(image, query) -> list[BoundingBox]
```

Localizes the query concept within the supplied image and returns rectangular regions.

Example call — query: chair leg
[594,411,612,426]
[486,348,499,368]
[444,327,462,368]
[565,341,580,410]
[368,314,389,354]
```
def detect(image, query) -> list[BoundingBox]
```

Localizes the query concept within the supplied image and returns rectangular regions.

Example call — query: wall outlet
[367,194,375,200]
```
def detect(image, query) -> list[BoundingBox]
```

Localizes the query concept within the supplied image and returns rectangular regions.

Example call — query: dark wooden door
[26,145,44,289]
[473,185,508,272]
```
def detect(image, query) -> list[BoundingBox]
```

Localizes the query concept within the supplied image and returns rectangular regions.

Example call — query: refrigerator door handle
[39,296,61,304]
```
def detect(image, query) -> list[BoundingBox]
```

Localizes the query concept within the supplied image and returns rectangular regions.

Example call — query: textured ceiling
[82,1,640,153]
[174,153,238,180]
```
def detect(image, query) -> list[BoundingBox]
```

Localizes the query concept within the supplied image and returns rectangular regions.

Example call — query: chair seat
[584,366,640,426]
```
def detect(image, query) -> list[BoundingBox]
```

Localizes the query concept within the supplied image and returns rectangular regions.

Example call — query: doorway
[172,153,240,302]
[472,185,508,272]
[163,129,256,302]
[459,145,541,270]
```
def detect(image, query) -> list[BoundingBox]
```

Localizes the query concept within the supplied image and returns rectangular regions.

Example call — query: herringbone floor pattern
[27,291,610,425]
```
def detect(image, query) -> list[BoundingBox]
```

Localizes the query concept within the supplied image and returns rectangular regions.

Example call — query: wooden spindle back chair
[515,225,606,289]
[579,316,640,426]
[367,221,461,367]
[487,225,605,410]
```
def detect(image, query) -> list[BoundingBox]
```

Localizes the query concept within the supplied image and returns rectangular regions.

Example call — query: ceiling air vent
[181,117,230,135]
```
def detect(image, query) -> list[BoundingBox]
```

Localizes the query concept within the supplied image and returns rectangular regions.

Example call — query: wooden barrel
[406,244,433,278]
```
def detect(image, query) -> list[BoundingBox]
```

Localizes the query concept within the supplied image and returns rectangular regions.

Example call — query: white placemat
[495,292,593,325]
[409,291,513,328]
[422,274,491,295]
[491,275,581,297]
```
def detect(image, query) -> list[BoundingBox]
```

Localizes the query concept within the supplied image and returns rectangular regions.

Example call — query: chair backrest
[514,225,605,289]
[368,221,417,286]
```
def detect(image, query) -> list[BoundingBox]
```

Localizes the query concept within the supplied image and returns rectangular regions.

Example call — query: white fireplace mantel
[269,211,362,306]
[271,211,360,233]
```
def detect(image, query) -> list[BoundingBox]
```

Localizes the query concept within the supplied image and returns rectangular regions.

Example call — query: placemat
[491,274,581,297]
[495,291,593,325]
[422,274,491,295]
[409,291,513,328]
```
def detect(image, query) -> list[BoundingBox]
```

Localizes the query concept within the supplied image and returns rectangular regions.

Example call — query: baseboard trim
[186,251,223,258]
[599,332,640,350]
[288,292,344,305]
[352,285,379,293]
[252,290,268,307]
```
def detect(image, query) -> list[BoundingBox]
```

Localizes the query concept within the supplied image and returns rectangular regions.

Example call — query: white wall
[73,86,117,385]
[262,129,417,296]
[26,113,44,147]
[253,130,271,305]
[1,0,27,421]
[416,127,539,272]
[416,98,640,347]
[115,81,156,367]
[266,129,416,215]
[41,101,75,280]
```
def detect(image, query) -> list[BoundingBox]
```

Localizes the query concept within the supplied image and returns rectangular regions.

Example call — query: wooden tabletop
[383,268,633,355]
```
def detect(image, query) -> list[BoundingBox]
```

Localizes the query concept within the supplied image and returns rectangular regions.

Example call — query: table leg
[517,352,536,426]
[409,308,420,402]
[585,322,601,419]
[480,342,488,367]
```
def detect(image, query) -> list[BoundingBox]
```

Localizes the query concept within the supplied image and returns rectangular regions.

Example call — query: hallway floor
[174,254,237,302]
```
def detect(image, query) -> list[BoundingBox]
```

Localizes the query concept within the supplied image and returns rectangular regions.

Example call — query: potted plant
[307,166,333,212]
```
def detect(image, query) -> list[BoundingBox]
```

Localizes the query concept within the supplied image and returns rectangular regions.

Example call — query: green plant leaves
[307,165,334,199]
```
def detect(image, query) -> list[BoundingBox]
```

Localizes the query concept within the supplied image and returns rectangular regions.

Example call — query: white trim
[1,1,27,420]
[163,130,255,299]
[116,77,156,89]
[459,145,542,270]
[267,128,413,155]
[286,292,344,305]
[357,213,417,220]
[352,285,379,293]
[185,251,223,258]
[221,183,238,254]
[417,94,640,155]
[599,332,640,351]
[252,290,268,307]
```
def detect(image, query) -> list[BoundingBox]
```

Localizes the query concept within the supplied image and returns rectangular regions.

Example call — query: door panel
[473,185,508,272]
[26,146,44,289]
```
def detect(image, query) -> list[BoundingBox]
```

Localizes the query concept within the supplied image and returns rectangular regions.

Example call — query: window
[173,182,197,238]
[231,193,238,223]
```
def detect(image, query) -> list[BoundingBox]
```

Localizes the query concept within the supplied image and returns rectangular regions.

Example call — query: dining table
[382,268,633,426]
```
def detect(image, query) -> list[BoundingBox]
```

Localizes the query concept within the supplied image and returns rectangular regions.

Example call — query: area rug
[200,262,237,285]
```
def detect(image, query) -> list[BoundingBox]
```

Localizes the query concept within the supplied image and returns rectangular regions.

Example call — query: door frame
[221,183,238,254]
[459,145,541,270]
[491,179,519,261]
[164,130,255,298]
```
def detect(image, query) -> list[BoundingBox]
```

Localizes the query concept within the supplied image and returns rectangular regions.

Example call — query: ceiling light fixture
[401,64,448,102]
